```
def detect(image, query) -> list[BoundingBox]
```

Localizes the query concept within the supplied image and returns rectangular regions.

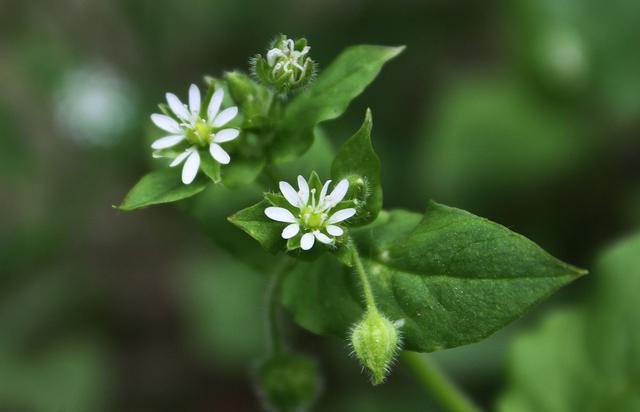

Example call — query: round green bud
[350,310,402,385]
[251,34,317,94]
[255,353,321,412]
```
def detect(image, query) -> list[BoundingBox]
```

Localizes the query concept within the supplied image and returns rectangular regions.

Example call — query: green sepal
[224,71,273,131]
[115,169,208,211]
[199,154,221,183]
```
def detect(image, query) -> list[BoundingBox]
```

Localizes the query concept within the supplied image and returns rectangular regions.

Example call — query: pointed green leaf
[228,199,284,254]
[200,155,221,183]
[499,233,640,412]
[116,170,208,211]
[282,202,585,352]
[269,45,404,163]
[331,109,382,226]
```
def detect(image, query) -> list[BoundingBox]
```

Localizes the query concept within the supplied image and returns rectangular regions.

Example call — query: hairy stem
[266,257,296,354]
[350,242,377,311]
[401,351,480,412]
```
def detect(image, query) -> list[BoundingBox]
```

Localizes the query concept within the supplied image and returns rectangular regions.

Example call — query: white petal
[182,150,200,184]
[189,84,201,115]
[282,224,300,239]
[165,93,190,121]
[213,107,238,127]
[151,135,184,149]
[212,129,239,143]
[209,143,230,164]
[279,181,300,207]
[151,114,181,133]
[326,225,344,236]
[297,175,309,205]
[319,179,332,202]
[328,208,356,224]
[329,179,349,205]
[265,207,297,223]
[207,88,224,120]
[314,231,333,244]
[169,150,190,167]
[300,232,315,250]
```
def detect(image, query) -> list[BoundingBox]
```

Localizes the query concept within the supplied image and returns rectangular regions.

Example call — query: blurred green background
[1,0,639,411]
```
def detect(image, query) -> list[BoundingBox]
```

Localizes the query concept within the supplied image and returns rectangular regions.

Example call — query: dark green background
[1,0,639,410]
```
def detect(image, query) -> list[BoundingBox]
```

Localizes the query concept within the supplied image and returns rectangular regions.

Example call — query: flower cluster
[265,175,356,250]
[252,35,317,93]
[150,84,239,184]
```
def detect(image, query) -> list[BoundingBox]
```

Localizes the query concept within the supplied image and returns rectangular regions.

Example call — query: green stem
[266,257,296,354]
[350,242,377,311]
[401,351,481,412]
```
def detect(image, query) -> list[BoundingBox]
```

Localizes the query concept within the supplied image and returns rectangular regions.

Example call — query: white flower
[150,84,239,184]
[264,175,356,251]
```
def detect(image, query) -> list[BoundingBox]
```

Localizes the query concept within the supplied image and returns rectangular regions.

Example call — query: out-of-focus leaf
[420,78,591,204]
[499,232,640,412]
[269,45,404,163]
[282,203,585,352]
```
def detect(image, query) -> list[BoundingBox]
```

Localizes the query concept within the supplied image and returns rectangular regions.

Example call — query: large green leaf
[116,169,208,211]
[269,45,404,163]
[499,233,640,412]
[282,202,585,352]
[331,109,382,226]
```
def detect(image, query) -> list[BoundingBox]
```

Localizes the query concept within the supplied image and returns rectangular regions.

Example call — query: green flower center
[186,119,212,146]
[301,208,327,230]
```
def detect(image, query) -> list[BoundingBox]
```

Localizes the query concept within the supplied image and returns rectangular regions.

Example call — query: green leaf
[499,233,640,412]
[228,199,284,254]
[116,169,208,211]
[282,202,585,352]
[269,45,404,163]
[331,108,382,226]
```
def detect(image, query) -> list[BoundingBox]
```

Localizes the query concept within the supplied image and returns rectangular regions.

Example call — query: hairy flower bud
[350,310,402,385]
[255,353,320,412]
[251,34,317,94]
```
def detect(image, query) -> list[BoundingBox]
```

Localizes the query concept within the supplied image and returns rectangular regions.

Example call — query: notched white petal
[207,88,224,120]
[297,175,310,205]
[182,150,200,184]
[329,179,349,205]
[279,181,300,207]
[300,232,315,250]
[314,231,333,244]
[213,107,238,127]
[326,225,344,236]
[282,223,300,239]
[319,179,332,202]
[328,208,356,224]
[151,114,181,133]
[170,150,190,167]
[265,207,297,223]
[166,93,190,121]
[151,135,184,149]
[209,143,230,164]
[189,84,201,115]
[212,128,239,143]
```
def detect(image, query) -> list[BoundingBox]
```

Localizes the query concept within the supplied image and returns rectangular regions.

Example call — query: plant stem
[350,243,377,311]
[266,257,295,354]
[401,351,481,412]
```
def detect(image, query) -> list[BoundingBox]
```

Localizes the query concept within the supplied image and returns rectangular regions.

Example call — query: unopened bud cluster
[252,35,317,94]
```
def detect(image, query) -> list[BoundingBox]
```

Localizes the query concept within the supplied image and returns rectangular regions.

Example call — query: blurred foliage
[1,0,638,410]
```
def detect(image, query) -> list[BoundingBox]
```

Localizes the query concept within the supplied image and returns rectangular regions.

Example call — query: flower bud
[251,35,317,94]
[350,310,402,385]
[255,353,320,412]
